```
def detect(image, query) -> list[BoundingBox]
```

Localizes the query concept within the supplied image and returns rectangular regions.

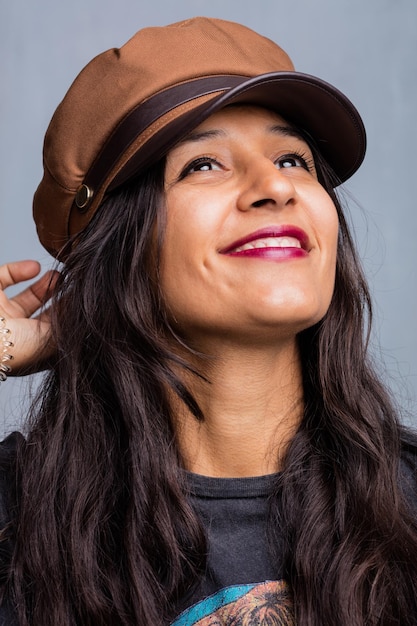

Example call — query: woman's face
[161,105,339,348]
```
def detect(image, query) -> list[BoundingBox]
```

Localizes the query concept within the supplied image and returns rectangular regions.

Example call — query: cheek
[159,193,211,316]
[306,188,339,301]
[311,188,339,254]
[320,202,340,306]
[324,212,339,273]
[161,184,229,275]
[159,226,193,305]
[328,207,340,270]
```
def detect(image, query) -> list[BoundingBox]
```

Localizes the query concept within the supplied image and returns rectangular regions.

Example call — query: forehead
[179,104,294,141]
[167,104,311,163]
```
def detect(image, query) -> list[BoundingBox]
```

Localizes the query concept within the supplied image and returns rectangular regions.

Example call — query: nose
[236,157,297,212]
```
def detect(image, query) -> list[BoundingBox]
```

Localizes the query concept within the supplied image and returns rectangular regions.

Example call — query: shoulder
[399,427,417,472]
[0,432,25,571]
[0,431,24,470]
[399,427,417,513]
[0,432,24,522]
[0,432,25,624]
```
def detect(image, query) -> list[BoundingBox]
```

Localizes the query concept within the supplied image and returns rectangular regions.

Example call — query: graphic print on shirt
[172,580,294,625]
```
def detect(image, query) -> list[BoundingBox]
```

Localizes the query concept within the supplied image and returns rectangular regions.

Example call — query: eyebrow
[176,128,227,145]
[269,124,309,143]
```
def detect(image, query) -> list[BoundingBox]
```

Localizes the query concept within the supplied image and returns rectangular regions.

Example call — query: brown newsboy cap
[33,16,366,258]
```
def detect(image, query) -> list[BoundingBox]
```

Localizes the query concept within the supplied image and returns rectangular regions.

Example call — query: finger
[11,270,59,318]
[0,260,42,290]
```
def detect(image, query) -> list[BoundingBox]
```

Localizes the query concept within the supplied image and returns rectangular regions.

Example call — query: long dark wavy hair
[2,134,417,625]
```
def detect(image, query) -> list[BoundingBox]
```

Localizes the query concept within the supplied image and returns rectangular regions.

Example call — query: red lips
[219,225,310,260]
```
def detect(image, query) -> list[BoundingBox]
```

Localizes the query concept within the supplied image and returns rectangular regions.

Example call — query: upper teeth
[234,236,301,252]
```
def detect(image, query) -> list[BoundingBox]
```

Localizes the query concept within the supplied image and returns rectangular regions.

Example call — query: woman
[0,16,416,626]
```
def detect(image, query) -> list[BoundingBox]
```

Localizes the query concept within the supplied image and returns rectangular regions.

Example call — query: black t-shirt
[0,431,416,625]
[172,471,291,624]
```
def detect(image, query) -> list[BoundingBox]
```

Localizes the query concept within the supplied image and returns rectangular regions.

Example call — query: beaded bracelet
[0,317,14,382]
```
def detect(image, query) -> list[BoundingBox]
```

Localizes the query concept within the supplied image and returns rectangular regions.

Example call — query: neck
[172,338,303,478]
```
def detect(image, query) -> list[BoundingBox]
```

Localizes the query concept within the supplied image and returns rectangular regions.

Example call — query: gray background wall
[0,0,416,435]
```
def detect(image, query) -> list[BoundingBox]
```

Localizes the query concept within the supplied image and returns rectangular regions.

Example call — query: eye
[180,157,222,178]
[275,153,312,171]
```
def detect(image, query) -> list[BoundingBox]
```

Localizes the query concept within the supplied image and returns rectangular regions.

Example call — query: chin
[247,298,331,333]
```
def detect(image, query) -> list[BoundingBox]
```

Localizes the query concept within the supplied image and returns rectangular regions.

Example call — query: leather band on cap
[75,75,247,213]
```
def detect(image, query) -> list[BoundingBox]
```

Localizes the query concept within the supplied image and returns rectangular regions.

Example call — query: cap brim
[110,71,366,189]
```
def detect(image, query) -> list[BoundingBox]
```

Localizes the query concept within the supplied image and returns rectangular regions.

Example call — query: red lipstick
[220,226,309,260]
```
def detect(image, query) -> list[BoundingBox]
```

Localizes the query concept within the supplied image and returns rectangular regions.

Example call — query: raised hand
[0,260,58,376]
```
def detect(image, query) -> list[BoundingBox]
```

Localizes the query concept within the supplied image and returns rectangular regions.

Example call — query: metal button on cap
[75,184,93,211]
